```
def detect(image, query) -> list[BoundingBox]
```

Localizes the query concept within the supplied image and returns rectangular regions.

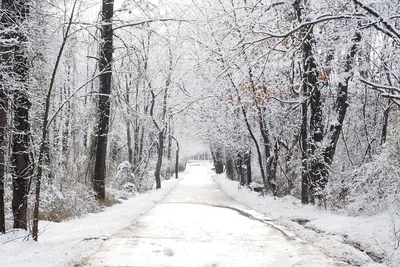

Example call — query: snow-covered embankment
[0,179,179,267]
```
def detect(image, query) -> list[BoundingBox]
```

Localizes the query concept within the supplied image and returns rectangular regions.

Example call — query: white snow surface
[82,160,349,267]
[213,173,397,267]
[0,179,178,267]
[1,162,396,267]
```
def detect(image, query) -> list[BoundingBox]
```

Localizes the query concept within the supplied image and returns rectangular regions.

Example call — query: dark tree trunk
[214,148,224,174]
[1,0,33,230]
[381,103,390,145]
[0,88,6,234]
[299,29,312,203]
[244,150,252,185]
[300,98,309,204]
[152,46,172,189]
[133,121,139,167]
[295,0,323,204]
[155,130,164,189]
[175,150,179,179]
[303,28,322,204]
[266,143,279,196]
[125,76,133,165]
[167,120,172,160]
[127,123,133,164]
[235,153,245,186]
[93,0,114,200]
[172,136,179,179]
[240,105,268,191]
[226,153,235,180]
[247,58,271,192]
[12,89,32,230]
[294,0,311,205]
[258,112,271,159]
[0,2,11,232]
[132,86,139,168]
[381,46,394,145]
[137,125,144,168]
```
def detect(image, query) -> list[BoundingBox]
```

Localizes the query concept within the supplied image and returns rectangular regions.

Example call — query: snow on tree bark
[93,0,114,200]
[1,0,34,230]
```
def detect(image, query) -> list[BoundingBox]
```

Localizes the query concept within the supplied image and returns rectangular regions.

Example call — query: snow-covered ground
[82,161,350,267]
[0,179,178,267]
[213,171,398,267]
[1,161,397,267]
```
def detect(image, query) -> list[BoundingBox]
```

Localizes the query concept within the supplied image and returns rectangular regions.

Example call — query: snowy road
[82,162,348,267]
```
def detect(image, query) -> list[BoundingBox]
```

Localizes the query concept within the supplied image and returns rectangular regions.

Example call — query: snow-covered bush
[113,161,137,191]
[39,182,100,222]
[328,156,400,216]
[327,114,400,216]
[108,161,140,200]
[107,182,138,201]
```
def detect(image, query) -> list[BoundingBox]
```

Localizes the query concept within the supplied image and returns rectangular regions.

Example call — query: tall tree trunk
[258,113,271,159]
[244,150,252,185]
[155,130,164,189]
[127,122,133,164]
[0,0,14,232]
[380,41,394,145]
[294,0,320,204]
[93,0,114,200]
[266,142,279,196]
[150,88,164,189]
[171,136,179,179]
[236,153,245,185]
[303,28,321,204]
[381,103,391,145]
[133,121,139,167]
[174,144,179,179]
[226,152,235,181]
[167,120,172,160]
[0,86,6,234]
[151,46,172,189]
[3,0,33,230]
[175,148,179,179]
[295,0,310,204]
[0,1,11,232]
[137,125,144,170]
[12,92,32,230]
[240,105,268,190]
[212,146,224,174]
[300,97,309,204]
[125,74,133,164]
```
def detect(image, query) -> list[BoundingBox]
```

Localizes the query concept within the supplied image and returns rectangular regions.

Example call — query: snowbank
[212,172,397,267]
[0,179,178,267]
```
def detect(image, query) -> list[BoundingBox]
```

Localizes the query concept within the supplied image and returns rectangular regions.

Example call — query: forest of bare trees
[0,0,399,242]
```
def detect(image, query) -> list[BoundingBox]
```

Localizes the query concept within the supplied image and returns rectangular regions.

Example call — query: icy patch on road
[0,179,178,267]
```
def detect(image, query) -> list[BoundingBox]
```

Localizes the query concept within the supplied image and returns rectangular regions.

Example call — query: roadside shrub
[39,182,100,222]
